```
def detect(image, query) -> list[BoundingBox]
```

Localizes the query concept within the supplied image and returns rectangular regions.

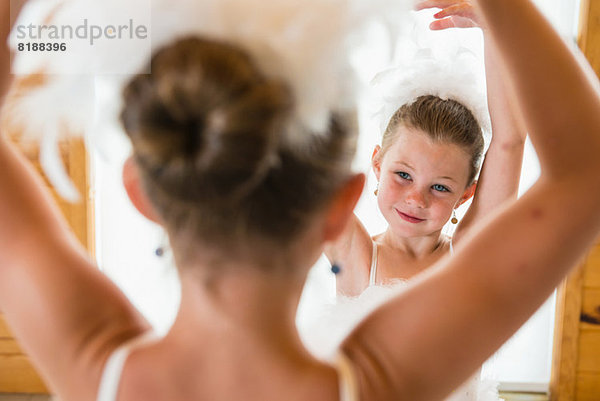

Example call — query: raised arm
[343,1,600,400]
[454,32,526,244]
[0,5,150,401]
[415,0,528,245]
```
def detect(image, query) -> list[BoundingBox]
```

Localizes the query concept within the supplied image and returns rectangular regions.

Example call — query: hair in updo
[121,37,356,263]
[378,95,484,186]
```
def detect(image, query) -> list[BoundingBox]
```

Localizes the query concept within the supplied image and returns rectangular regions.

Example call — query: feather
[40,124,81,202]
[7,0,414,198]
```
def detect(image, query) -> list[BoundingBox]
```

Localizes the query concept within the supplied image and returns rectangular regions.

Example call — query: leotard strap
[336,351,360,401]
[369,242,378,286]
[96,331,159,401]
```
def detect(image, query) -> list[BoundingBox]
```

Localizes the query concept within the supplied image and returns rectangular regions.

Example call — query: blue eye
[396,171,411,180]
[432,184,450,192]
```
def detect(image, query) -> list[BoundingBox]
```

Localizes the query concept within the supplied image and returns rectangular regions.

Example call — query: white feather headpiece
[5,0,414,201]
[372,48,491,140]
[370,10,491,148]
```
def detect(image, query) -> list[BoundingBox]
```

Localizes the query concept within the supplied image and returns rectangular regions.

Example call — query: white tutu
[297,280,503,401]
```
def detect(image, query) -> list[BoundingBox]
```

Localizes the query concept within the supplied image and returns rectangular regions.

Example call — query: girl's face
[373,125,475,238]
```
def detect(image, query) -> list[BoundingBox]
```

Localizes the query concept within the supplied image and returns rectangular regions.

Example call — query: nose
[405,187,428,208]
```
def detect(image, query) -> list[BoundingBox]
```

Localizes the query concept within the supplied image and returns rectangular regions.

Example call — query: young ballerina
[1,2,600,401]
[327,0,527,297]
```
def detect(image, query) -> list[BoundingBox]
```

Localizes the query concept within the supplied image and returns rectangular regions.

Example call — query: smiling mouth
[396,210,425,223]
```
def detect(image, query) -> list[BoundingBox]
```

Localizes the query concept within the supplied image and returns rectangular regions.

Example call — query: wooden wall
[550,1,600,399]
[579,246,600,399]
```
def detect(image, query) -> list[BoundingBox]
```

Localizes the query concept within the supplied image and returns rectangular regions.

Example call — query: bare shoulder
[326,214,372,258]
[1,236,151,401]
[326,215,373,268]
[329,216,374,296]
[119,340,341,401]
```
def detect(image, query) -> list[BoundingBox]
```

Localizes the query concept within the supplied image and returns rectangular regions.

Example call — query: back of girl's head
[120,37,356,266]
[381,95,484,185]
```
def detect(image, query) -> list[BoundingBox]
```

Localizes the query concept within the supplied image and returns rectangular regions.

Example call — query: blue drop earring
[331,262,341,275]
[155,231,170,257]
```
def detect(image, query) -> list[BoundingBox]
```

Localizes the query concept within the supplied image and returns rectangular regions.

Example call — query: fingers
[433,3,477,22]
[415,0,473,12]
[416,1,480,30]
[414,0,460,12]
[429,17,457,30]
[429,16,478,30]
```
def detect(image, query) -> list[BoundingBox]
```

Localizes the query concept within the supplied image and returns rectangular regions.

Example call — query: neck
[162,221,324,359]
[133,261,337,401]
[379,228,447,259]
[165,261,309,358]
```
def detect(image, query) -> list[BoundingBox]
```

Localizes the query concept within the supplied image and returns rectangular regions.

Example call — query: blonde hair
[379,95,484,186]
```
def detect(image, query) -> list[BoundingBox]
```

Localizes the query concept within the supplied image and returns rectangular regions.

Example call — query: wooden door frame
[550,1,600,399]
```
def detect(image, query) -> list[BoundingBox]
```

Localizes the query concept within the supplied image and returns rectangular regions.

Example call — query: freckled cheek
[376,187,395,212]
[428,199,455,221]
[378,180,405,205]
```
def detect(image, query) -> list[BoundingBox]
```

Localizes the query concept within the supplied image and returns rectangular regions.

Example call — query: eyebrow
[394,161,415,170]
[392,162,458,183]
[438,176,458,183]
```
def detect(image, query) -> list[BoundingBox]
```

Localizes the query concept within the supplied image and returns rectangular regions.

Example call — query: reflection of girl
[1,2,600,401]
[328,0,527,297]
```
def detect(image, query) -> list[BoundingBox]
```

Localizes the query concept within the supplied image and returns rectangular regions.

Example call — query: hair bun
[121,37,293,202]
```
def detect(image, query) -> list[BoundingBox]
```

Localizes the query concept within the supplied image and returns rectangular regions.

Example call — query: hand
[415,0,482,31]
